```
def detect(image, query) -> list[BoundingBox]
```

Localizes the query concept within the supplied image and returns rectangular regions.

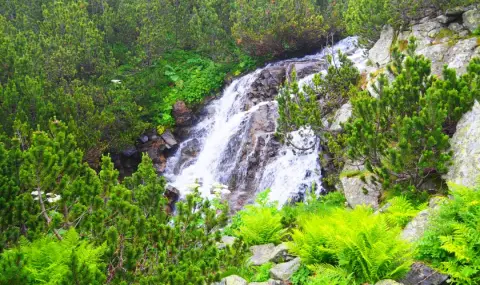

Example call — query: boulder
[369,25,395,67]
[249,243,290,265]
[160,130,177,148]
[446,6,469,17]
[217,236,237,249]
[417,43,450,76]
[269,258,301,281]
[248,280,282,285]
[401,209,430,243]
[375,280,404,285]
[445,38,480,75]
[400,262,449,285]
[448,22,465,33]
[463,9,480,33]
[247,67,286,105]
[340,163,381,209]
[215,275,248,285]
[445,101,480,187]
[164,185,180,213]
[329,102,352,132]
[436,15,455,25]
[173,101,193,126]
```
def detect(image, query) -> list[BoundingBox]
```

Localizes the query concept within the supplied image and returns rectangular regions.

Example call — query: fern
[0,229,106,284]
[384,196,427,228]
[306,264,354,285]
[289,206,413,284]
[417,183,480,284]
[235,189,286,245]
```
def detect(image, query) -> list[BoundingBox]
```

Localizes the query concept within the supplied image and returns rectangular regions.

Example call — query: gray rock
[249,243,290,265]
[215,275,248,285]
[270,258,301,281]
[122,146,137,157]
[248,280,282,285]
[417,43,450,76]
[217,236,237,249]
[369,25,394,66]
[445,37,480,75]
[329,102,352,132]
[401,209,430,243]
[446,6,469,17]
[448,22,465,33]
[250,244,276,265]
[400,262,449,285]
[445,101,480,187]
[139,135,149,143]
[375,280,404,285]
[463,9,480,33]
[436,15,455,25]
[160,130,177,148]
[340,163,381,209]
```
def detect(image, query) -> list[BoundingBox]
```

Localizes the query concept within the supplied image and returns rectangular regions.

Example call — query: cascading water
[164,37,369,209]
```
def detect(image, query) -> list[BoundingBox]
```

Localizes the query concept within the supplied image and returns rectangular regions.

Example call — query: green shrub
[344,40,480,194]
[234,190,286,245]
[289,206,413,283]
[417,183,480,284]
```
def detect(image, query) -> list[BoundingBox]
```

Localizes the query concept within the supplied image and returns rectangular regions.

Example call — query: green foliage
[234,190,286,245]
[417,183,480,284]
[291,264,313,285]
[0,122,248,284]
[383,196,427,228]
[306,264,354,285]
[344,0,390,43]
[231,0,327,57]
[344,39,480,194]
[281,191,346,229]
[289,206,413,283]
[0,229,106,284]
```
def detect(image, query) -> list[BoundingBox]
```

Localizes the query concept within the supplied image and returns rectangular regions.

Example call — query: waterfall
[164,37,368,208]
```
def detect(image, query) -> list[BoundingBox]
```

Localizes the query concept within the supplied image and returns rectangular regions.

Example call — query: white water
[165,37,368,206]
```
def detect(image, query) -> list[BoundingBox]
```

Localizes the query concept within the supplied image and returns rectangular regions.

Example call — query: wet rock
[340,163,381,209]
[215,275,248,285]
[173,101,193,126]
[270,258,301,281]
[369,25,394,66]
[164,185,180,213]
[375,280,404,285]
[400,262,449,285]
[463,9,480,33]
[247,67,286,105]
[288,61,325,79]
[160,130,178,148]
[445,101,480,187]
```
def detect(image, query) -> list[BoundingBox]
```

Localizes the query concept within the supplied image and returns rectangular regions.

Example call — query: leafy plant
[0,229,106,284]
[289,206,413,283]
[235,190,287,245]
[383,196,427,228]
[417,183,480,284]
